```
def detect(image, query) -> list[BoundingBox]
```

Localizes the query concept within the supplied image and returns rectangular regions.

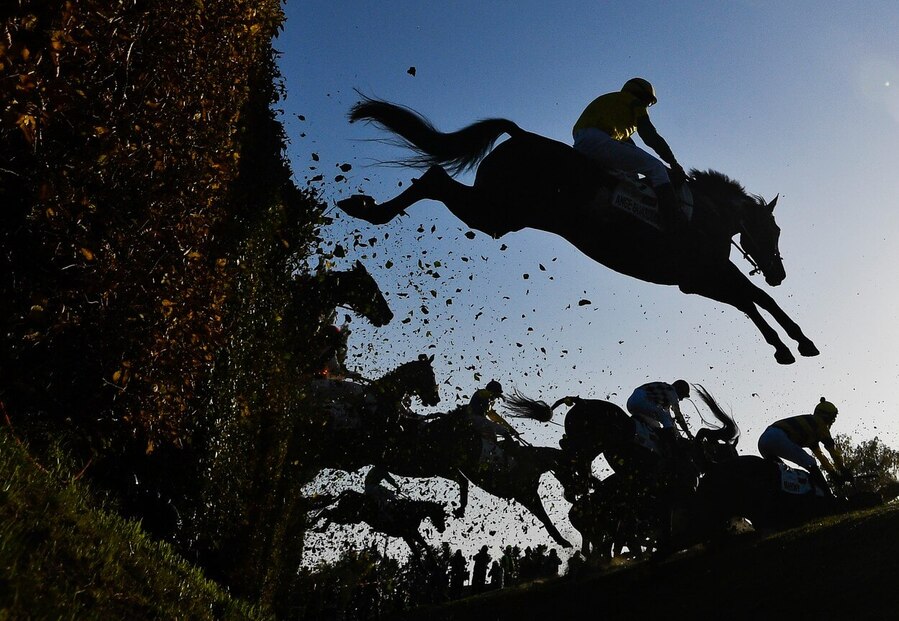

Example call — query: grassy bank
[0,426,266,620]
[398,503,899,620]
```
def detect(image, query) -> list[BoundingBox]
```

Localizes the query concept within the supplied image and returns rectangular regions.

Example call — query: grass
[0,427,269,621]
[395,503,899,620]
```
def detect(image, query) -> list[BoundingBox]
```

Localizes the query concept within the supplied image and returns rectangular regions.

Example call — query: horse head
[738,194,785,286]
[410,353,440,407]
[349,260,394,326]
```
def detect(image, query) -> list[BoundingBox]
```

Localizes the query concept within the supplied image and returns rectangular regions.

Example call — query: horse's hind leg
[337,165,475,224]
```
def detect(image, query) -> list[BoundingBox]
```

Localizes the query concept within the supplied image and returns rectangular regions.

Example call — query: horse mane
[690,169,766,206]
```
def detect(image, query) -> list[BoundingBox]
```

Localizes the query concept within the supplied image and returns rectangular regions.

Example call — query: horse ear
[428,354,435,363]
[767,194,779,212]
[353,259,366,271]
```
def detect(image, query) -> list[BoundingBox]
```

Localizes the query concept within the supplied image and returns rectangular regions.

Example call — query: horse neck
[695,195,743,239]
[371,365,412,399]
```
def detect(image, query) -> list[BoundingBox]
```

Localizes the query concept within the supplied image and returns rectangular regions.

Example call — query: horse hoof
[774,349,796,365]
[798,340,820,357]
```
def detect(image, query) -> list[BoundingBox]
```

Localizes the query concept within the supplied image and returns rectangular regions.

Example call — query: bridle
[732,217,781,277]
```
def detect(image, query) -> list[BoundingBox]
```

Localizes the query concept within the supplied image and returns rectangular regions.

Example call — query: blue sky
[279,1,899,560]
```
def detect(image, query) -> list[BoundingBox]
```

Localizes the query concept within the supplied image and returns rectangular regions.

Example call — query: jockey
[364,465,401,518]
[572,78,687,232]
[758,397,849,496]
[467,380,518,443]
[626,379,693,440]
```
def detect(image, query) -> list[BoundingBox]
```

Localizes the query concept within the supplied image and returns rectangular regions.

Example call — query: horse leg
[745,281,819,357]
[519,491,572,548]
[682,266,797,364]
[337,165,480,224]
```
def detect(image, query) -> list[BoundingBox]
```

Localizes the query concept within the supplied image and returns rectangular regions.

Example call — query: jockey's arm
[811,445,837,475]
[824,440,848,474]
[636,116,679,169]
[669,400,693,439]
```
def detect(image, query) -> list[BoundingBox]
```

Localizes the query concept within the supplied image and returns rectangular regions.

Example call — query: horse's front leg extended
[521,492,572,549]
[682,265,796,364]
[748,283,819,357]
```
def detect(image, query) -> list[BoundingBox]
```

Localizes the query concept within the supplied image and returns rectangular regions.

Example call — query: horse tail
[692,384,740,444]
[503,391,558,423]
[349,94,521,176]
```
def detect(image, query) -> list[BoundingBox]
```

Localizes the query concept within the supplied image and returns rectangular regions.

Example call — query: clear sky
[278,0,899,563]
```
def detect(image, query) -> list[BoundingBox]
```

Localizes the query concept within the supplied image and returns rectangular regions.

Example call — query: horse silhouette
[312,489,447,563]
[671,392,899,548]
[301,353,441,475]
[305,404,577,548]
[292,259,392,327]
[509,386,740,557]
[337,96,818,364]
[379,408,577,548]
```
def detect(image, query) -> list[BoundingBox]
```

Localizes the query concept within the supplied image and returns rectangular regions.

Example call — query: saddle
[602,170,694,231]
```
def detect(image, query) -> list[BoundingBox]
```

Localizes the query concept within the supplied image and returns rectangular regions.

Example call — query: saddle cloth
[605,171,694,230]
[777,463,826,496]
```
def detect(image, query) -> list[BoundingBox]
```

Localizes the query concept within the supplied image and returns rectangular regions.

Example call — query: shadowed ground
[395,504,899,620]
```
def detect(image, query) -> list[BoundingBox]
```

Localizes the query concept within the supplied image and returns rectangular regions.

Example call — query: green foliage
[833,434,899,495]
[0,426,268,620]
[0,0,288,448]
[1,0,335,615]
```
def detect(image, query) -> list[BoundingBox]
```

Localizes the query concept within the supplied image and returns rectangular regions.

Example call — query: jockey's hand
[669,163,688,184]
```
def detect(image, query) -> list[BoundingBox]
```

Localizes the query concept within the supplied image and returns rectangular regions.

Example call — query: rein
[731,215,772,276]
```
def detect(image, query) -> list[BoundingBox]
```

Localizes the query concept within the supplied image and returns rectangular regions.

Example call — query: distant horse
[510,386,740,557]
[506,391,721,497]
[673,392,899,547]
[290,260,393,379]
[378,409,578,548]
[673,455,899,549]
[292,259,393,328]
[312,489,447,563]
[302,354,441,474]
[337,96,817,364]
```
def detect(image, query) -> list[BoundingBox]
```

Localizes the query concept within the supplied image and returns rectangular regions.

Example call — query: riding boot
[809,466,834,498]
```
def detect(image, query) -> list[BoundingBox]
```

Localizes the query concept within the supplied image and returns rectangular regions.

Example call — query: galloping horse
[289,260,393,379]
[312,489,447,563]
[292,259,393,328]
[509,386,740,557]
[672,393,899,548]
[378,409,577,548]
[302,354,441,477]
[337,96,817,364]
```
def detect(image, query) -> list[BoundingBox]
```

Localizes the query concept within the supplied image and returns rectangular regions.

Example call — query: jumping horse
[377,408,578,548]
[312,489,448,563]
[337,96,818,364]
[508,386,740,557]
[301,353,441,477]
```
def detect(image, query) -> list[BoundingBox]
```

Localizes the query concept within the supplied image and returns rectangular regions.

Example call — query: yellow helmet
[814,397,838,419]
[622,77,657,106]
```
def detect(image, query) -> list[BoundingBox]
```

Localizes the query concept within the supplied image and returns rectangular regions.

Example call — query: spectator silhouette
[448,549,468,600]
[471,545,491,594]
[489,560,504,590]
[544,549,562,577]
